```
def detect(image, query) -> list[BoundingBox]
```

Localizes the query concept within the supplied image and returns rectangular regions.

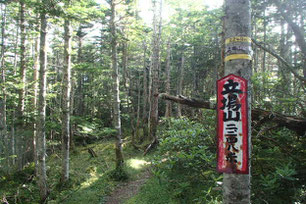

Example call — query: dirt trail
[105,170,151,204]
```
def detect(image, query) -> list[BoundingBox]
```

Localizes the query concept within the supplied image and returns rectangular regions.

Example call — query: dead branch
[252,39,306,83]
[87,148,98,158]
[159,93,216,109]
[158,93,306,135]
[144,139,159,156]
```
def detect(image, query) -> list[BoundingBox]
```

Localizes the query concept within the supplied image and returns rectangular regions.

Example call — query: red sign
[217,74,249,174]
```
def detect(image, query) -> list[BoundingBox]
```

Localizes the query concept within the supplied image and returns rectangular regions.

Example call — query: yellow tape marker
[225,37,251,44]
[225,54,252,62]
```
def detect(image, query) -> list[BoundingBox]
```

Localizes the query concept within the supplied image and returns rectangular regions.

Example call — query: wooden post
[222,0,252,203]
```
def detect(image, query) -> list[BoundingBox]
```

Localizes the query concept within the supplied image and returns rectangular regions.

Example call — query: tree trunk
[110,0,124,168]
[76,25,84,117]
[0,3,8,173]
[33,18,40,173]
[17,0,26,170]
[61,9,72,182]
[223,0,252,203]
[135,72,141,144]
[262,2,267,96]
[36,7,49,202]
[176,53,184,117]
[252,12,258,102]
[18,1,26,122]
[13,19,19,76]
[142,41,148,140]
[149,0,162,141]
[164,39,171,118]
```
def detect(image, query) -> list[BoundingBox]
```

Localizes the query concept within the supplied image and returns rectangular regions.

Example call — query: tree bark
[110,0,124,168]
[262,1,267,94]
[164,39,171,118]
[223,0,252,203]
[76,25,84,117]
[36,7,49,202]
[176,53,184,117]
[135,72,141,144]
[33,17,40,173]
[17,0,26,170]
[142,41,148,140]
[61,7,72,182]
[13,19,19,76]
[149,0,162,141]
[0,3,8,173]
[18,0,26,122]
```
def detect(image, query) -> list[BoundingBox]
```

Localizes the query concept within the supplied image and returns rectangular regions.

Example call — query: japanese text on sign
[217,74,248,174]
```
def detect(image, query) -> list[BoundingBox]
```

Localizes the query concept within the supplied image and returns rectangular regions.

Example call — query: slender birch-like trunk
[36,6,49,202]
[223,0,252,203]
[262,1,266,97]
[13,19,19,75]
[76,25,84,117]
[61,8,72,182]
[176,53,184,117]
[0,4,8,172]
[18,1,26,121]
[164,39,171,118]
[33,19,40,171]
[110,0,124,168]
[142,42,148,140]
[135,72,141,144]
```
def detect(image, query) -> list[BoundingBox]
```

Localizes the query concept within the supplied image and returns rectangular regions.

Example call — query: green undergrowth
[127,111,306,204]
[0,139,151,204]
[126,113,223,204]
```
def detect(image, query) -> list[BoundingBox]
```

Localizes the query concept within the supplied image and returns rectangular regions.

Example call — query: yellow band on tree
[225,36,252,44]
[225,54,252,62]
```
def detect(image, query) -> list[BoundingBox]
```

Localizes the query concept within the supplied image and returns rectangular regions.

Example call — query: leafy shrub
[108,165,129,181]
[252,127,306,203]
[150,116,222,203]
[97,127,117,138]
[72,116,116,144]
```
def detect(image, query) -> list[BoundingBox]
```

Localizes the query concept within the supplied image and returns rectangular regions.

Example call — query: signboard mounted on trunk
[217,74,249,174]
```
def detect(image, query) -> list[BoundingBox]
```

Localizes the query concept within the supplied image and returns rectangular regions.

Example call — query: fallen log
[144,138,159,156]
[158,93,306,136]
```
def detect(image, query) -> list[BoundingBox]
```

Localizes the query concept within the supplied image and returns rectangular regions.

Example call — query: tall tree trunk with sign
[222,0,252,203]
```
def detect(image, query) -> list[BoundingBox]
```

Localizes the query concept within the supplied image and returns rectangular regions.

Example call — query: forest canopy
[0,0,305,203]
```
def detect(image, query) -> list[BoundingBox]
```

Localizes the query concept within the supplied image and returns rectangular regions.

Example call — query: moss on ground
[0,139,150,204]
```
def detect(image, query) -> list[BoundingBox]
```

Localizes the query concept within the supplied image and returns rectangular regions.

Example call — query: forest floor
[0,139,153,204]
[105,169,151,204]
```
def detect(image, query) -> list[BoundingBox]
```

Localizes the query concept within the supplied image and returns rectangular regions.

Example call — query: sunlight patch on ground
[80,167,100,189]
[127,159,150,170]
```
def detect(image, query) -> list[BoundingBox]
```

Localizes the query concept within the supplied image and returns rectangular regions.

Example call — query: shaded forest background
[0,0,305,203]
